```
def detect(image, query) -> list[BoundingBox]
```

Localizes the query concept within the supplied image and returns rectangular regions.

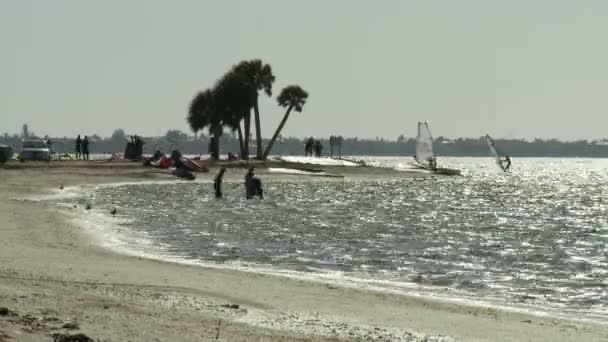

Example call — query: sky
[2,0,608,140]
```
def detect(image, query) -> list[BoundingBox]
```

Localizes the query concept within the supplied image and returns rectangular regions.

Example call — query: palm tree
[262,86,309,159]
[188,91,212,133]
[187,59,275,160]
[223,107,246,158]
[233,60,275,159]
[213,71,250,158]
[188,90,223,159]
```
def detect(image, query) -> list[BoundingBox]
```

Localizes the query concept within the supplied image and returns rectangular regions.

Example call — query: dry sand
[0,161,606,341]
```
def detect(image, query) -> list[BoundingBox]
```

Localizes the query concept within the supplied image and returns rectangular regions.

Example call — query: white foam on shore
[278,156,361,166]
[35,181,608,326]
[267,168,340,177]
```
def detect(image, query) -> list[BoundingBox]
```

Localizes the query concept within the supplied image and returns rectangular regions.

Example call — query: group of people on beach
[75,135,90,160]
[213,166,263,200]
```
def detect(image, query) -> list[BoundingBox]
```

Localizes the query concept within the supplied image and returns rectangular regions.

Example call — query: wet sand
[0,162,606,341]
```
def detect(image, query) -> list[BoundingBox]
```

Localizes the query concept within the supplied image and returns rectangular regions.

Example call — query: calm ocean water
[64,157,608,322]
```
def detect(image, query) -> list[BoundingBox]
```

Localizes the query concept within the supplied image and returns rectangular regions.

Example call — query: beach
[0,162,607,341]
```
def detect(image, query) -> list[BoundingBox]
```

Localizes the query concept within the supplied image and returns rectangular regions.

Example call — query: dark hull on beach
[174,168,196,180]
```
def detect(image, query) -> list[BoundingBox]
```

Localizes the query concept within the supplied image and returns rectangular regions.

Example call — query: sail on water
[408,121,461,175]
[485,134,507,172]
[415,121,434,164]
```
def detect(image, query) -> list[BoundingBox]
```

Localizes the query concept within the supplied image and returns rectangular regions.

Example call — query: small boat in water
[410,121,461,175]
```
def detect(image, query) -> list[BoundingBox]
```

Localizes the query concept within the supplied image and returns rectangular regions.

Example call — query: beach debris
[42,316,61,323]
[220,304,240,310]
[215,319,222,340]
[110,208,117,215]
[0,307,18,317]
[0,330,11,342]
[52,333,94,342]
[62,322,79,330]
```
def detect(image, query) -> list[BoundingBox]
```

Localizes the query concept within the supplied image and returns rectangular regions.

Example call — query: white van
[20,140,51,161]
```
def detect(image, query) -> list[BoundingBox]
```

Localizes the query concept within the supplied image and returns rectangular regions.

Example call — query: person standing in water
[75,135,82,160]
[244,167,263,199]
[244,167,255,199]
[214,167,226,198]
[82,136,90,160]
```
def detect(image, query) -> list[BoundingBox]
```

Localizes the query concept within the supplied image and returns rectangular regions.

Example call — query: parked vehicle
[0,144,12,164]
[20,139,51,161]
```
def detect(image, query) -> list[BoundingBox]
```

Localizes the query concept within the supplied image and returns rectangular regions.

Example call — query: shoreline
[51,181,606,326]
[0,165,606,341]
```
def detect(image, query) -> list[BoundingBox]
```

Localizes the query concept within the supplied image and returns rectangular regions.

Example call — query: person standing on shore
[214,167,226,198]
[82,136,90,160]
[75,135,82,160]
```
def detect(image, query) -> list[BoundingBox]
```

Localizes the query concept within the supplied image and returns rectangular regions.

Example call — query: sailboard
[485,134,507,172]
[415,121,434,166]
[408,122,460,175]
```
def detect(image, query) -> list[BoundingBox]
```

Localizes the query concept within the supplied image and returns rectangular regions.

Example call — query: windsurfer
[502,156,512,172]
[428,157,437,171]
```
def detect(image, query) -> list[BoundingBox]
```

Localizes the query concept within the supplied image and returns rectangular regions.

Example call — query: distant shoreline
[4,134,608,159]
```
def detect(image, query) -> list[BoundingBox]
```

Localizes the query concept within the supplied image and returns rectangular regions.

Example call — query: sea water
[58,157,608,323]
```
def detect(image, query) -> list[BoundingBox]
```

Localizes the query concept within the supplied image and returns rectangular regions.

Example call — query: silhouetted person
[82,136,90,160]
[214,167,226,198]
[305,137,314,156]
[314,140,323,157]
[75,135,82,160]
[502,156,512,172]
[244,167,263,199]
[171,150,187,169]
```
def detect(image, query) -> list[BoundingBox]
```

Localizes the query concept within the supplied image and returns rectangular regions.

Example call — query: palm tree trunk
[212,125,222,160]
[262,104,294,160]
[243,111,251,160]
[254,98,263,159]
[237,125,245,158]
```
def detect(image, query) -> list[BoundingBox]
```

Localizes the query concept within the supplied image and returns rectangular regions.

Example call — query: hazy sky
[2,0,608,140]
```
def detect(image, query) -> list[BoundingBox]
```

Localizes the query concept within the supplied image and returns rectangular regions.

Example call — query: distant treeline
[2,130,608,158]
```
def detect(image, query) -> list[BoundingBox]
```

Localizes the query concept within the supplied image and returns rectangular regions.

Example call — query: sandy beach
[0,162,606,341]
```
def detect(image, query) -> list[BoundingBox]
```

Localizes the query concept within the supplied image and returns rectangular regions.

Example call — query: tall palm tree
[213,71,250,158]
[233,60,275,159]
[262,86,308,159]
[188,89,224,159]
[222,106,246,158]
[187,59,275,160]
[188,90,212,134]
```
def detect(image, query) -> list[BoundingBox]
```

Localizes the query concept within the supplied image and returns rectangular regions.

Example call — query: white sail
[416,121,434,163]
[485,134,505,171]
